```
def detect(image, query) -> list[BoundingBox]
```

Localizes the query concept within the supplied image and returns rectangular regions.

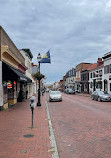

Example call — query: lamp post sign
[37,51,51,106]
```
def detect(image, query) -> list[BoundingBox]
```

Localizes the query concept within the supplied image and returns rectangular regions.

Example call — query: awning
[3,62,32,83]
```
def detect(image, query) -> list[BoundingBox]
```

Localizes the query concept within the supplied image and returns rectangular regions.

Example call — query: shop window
[110,83,111,91]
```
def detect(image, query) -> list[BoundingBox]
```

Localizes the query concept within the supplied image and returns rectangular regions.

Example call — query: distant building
[89,58,103,93]
[75,63,91,92]
[52,82,60,90]
[59,80,63,92]
[65,68,75,90]
[20,49,36,97]
[81,69,90,94]
[62,76,66,91]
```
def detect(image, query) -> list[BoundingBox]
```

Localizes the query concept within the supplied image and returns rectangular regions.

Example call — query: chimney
[97,58,103,67]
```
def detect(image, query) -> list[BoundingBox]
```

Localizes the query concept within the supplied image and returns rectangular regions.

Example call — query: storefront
[2,62,32,108]
[0,61,3,108]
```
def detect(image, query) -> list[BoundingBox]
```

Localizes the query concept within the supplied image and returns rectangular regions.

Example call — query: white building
[52,82,60,90]
[65,68,76,90]
[20,49,36,98]
[103,51,111,94]
[89,58,104,93]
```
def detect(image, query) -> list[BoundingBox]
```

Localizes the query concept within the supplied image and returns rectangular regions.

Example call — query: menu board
[3,86,8,104]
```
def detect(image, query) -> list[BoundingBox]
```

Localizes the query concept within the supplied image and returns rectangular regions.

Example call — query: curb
[45,94,59,158]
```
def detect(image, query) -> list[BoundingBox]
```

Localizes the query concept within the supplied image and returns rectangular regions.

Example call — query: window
[104,65,110,74]
[93,72,95,78]
[96,71,98,77]
[99,70,102,76]
[110,64,111,73]
[96,82,98,89]
[107,65,110,73]
[90,82,92,88]
[79,71,80,78]
[104,66,106,74]
[90,73,92,78]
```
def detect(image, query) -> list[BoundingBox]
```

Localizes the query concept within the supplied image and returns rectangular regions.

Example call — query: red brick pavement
[75,93,91,97]
[47,93,111,158]
[0,94,52,158]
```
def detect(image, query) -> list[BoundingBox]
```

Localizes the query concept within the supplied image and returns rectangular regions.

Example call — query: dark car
[91,90,111,102]
[64,88,75,94]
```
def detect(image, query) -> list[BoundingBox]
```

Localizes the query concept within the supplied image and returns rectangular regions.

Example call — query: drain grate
[24,134,34,138]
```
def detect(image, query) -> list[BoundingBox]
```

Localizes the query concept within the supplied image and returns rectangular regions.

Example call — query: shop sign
[7,81,12,89]
[20,77,27,81]
[14,81,16,85]
[7,84,12,89]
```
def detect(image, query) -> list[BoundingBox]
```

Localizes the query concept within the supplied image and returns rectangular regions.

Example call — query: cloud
[0,0,111,84]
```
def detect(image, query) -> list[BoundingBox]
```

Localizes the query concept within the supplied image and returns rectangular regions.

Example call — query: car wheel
[98,97,101,102]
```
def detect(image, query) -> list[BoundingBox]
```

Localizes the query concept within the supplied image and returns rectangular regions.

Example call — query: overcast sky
[1,0,111,84]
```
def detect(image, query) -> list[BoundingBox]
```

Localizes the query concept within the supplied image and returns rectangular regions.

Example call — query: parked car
[64,88,75,94]
[49,91,62,102]
[91,90,111,102]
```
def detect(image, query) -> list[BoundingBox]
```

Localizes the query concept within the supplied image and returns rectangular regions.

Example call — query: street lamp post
[37,53,41,106]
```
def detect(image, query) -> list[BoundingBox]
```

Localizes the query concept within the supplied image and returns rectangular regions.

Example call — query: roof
[87,63,103,71]
[87,63,97,70]
[103,51,111,59]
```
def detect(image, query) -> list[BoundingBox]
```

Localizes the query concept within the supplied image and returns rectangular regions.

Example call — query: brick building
[75,63,91,92]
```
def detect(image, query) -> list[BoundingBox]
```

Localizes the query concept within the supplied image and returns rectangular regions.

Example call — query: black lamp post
[37,53,41,106]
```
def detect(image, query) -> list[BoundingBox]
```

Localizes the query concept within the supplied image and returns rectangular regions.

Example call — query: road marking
[45,94,60,158]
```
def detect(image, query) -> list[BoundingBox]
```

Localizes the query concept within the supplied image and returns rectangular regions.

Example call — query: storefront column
[0,61,3,108]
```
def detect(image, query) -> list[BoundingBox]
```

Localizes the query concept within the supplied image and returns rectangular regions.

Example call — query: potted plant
[33,72,45,80]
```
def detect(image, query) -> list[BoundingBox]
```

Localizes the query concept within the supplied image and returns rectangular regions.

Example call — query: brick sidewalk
[0,94,52,158]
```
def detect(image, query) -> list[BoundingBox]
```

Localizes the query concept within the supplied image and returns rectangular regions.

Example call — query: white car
[49,91,62,102]
[46,88,50,92]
